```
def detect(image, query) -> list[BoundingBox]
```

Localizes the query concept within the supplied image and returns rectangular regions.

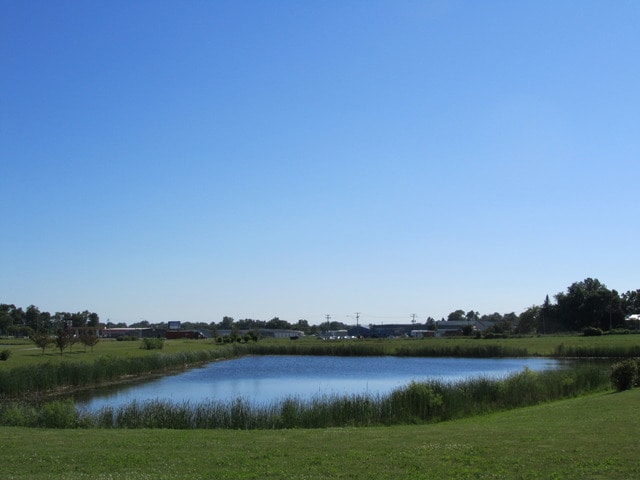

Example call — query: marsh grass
[2,389,639,480]
[1,336,631,398]
[0,363,610,429]
[0,345,240,397]
[554,343,640,358]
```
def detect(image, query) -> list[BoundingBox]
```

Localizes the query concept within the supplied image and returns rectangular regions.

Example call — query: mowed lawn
[0,338,220,368]
[1,389,638,479]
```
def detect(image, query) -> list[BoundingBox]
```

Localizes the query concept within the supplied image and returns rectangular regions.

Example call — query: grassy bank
[1,334,637,398]
[1,389,638,479]
[239,334,640,358]
[0,363,610,429]
[0,343,240,398]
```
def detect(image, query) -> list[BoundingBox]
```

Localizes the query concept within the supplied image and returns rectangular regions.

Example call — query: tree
[219,316,235,329]
[502,312,519,333]
[0,304,15,335]
[540,295,552,333]
[55,327,72,355]
[30,332,53,354]
[516,306,539,334]
[318,320,348,331]
[266,317,292,330]
[87,312,100,327]
[554,278,624,332]
[426,317,437,331]
[622,289,640,316]
[447,310,466,322]
[293,319,309,333]
[9,306,25,328]
[130,319,150,328]
[24,305,40,331]
[80,330,100,352]
[236,318,266,330]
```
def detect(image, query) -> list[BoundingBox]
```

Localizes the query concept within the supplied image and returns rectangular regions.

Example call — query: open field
[0,337,220,369]
[1,388,638,479]
[1,334,637,399]
[0,334,638,477]
[2,333,640,371]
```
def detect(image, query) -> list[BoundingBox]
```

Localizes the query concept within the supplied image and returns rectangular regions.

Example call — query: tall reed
[0,363,609,429]
[554,343,640,358]
[0,346,240,398]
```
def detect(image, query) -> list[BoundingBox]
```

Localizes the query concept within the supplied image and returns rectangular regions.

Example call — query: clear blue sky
[2,1,639,326]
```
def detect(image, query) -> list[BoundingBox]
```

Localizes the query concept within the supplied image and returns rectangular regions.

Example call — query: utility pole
[347,312,361,331]
[411,313,417,324]
[323,314,332,340]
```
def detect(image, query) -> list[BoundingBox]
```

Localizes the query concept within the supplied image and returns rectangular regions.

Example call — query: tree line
[2,278,639,338]
[441,278,640,335]
[0,305,100,337]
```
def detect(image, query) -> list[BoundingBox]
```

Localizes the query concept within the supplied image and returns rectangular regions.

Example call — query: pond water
[75,355,563,412]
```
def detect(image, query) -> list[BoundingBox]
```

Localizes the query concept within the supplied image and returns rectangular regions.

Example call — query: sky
[2,1,639,326]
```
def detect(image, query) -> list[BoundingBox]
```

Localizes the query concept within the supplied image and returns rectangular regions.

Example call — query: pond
[75,355,563,412]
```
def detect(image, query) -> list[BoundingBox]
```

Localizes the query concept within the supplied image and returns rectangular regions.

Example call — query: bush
[583,327,603,337]
[610,359,639,391]
[140,337,164,350]
[38,400,79,428]
[482,332,508,339]
[0,349,11,361]
[116,335,138,341]
[387,381,443,422]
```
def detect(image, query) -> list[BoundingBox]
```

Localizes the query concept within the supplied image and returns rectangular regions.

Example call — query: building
[410,330,435,338]
[369,324,417,338]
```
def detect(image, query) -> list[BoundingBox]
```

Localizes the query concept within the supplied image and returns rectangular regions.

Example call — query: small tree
[610,359,638,391]
[30,332,54,354]
[55,328,72,355]
[80,330,100,352]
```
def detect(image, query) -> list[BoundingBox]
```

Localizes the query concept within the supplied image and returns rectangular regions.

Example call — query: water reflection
[75,355,562,412]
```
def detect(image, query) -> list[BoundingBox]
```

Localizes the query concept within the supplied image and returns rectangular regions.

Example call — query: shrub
[483,332,509,339]
[608,328,631,335]
[387,381,443,422]
[38,400,79,428]
[610,359,639,391]
[140,337,164,350]
[0,349,11,361]
[116,335,137,341]
[0,403,36,426]
[583,327,603,337]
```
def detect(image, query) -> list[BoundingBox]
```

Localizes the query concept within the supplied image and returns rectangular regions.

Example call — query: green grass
[0,364,609,429]
[0,389,637,479]
[0,338,220,369]
[1,334,637,398]
[243,334,640,357]
[3,334,639,371]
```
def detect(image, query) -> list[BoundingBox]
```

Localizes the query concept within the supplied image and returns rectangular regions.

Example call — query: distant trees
[622,289,640,315]
[3,278,640,341]
[447,310,466,322]
[516,306,539,334]
[544,278,626,333]
[0,303,101,338]
[441,278,637,335]
[0,304,18,335]
[317,320,349,332]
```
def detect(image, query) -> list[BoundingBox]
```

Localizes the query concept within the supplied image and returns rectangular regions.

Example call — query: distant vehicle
[165,330,205,340]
